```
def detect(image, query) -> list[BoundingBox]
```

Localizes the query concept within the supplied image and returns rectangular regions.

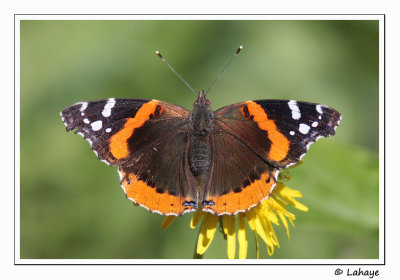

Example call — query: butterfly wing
[61,98,198,216]
[214,100,341,168]
[200,99,341,215]
[201,129,279,215]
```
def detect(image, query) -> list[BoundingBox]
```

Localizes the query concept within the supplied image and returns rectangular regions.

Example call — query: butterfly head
[194,90,211,108]
[191,90,215,136]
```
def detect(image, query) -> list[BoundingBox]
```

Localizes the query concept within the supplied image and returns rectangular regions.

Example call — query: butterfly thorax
[188,90,215,177]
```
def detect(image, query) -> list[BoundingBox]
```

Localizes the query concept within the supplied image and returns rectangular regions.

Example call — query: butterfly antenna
[156,50,195,95]
[206,45,243,95]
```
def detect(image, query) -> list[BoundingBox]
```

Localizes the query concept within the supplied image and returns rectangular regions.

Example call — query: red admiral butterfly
[60,49,341,216]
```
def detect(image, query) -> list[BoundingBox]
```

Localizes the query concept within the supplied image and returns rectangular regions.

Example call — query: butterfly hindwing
[215,99,341,168]
[118,116,199,216]
[201,128,279,215]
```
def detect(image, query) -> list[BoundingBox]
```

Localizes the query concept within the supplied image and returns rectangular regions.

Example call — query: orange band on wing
[203,171,276,215]
[109,101,161,160]
[121,172,195,216]
[245,101,290,162]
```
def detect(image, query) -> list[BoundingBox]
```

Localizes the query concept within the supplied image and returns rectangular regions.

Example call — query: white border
[15,17,21,264]
[16,258,383,265]
[378,17,385,263]
[14,14,385,265]
[16,14,382,20]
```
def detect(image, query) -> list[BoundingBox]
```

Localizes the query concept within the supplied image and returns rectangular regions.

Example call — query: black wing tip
[60,110,72,130]
[60,101,88,131]
[315,104,341,135]
[60,110,76,131]
[327,108,342,134]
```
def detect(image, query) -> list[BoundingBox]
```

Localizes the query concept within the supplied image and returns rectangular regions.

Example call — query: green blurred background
[20,20,379,259]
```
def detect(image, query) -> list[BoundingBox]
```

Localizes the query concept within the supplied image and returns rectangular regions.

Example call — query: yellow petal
[291,200,309,212]
[190,208,204,229]
[277,183,303,197]
[274,183,309,212]
[205,214,219,241]
[238,213,248,259]
[247,205,280,256]
[259,201,279,225]
[196,213,219,255]
[223,215,236,259]
[238,183,309,257]
[254,231,260,259]
[266,195,286,212]
[246,209,272,248]
[222,215,229,235]
[277,211,290,239]
[259,214,279,248]
[267,242,274,256]
[161,216,176,229]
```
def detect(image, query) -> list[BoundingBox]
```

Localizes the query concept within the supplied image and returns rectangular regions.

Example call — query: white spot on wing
[83,118,90,124]
[91,120,102,131]
[288,100,301,120]
[79,102,88,112]
[290,131,295,136]
[105,128,112,133]
[102,98,116,117]
[312,121,318,127]
[299,123,311,134]
[316,104,323,114]
[334,115,342,131]
[60,112,67,126]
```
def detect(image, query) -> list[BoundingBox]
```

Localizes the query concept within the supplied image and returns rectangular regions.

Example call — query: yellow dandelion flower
[162,181,308,259]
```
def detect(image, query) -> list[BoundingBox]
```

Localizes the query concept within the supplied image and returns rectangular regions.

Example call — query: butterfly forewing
[61,98,151,165]
[61,98,198,215]
[215,99,341,168]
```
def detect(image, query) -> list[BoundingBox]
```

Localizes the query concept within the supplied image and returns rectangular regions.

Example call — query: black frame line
[14,13,385,265]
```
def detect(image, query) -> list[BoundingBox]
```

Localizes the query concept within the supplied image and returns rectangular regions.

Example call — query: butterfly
[61,89,341,216]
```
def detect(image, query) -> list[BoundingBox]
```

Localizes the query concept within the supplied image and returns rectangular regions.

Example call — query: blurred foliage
[20,20,379,259]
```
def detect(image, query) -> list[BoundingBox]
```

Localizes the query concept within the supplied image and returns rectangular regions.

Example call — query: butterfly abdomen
[188,136,212,177]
